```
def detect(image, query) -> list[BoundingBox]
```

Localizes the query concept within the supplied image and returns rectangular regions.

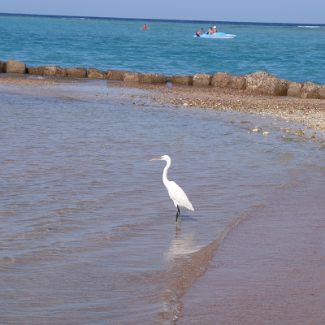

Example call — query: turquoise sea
[0,14,324,83]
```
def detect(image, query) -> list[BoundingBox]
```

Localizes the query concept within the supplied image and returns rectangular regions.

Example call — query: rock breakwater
[1,59,324,99]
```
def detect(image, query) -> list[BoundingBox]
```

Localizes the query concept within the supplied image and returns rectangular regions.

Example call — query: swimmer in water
[208,27,214,34]
[195,28,204,37]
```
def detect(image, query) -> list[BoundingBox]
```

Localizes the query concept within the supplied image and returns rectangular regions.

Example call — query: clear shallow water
[180,167,325,325]
[0,14,324,83]
[0,80,324,324]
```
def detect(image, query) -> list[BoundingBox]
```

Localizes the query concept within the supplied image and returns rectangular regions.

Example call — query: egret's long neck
[162,158,171,187]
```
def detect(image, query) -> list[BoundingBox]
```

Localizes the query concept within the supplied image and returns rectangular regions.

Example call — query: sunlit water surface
[0,14,324,83]
[0,80,324,324]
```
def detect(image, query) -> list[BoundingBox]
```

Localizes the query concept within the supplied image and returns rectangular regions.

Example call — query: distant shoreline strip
[0,12,324,27]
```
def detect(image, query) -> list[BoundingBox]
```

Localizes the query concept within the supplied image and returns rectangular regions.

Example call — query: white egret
[150,155,194,221]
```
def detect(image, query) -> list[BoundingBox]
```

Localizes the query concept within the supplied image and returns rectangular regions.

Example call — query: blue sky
[1,0,324,24]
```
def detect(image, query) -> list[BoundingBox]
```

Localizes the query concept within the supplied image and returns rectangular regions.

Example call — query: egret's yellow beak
[149,157,161,161]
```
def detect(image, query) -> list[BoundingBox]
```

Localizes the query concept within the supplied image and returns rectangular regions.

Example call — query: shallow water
[179,154,325,324]
[0,14,324,83]
[0,80,324,324]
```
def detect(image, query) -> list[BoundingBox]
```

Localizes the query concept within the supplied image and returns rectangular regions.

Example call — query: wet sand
[1,74,324,324]
[138,83,325,132]
[179,167,325,324]
[28,71,321,133]
[1,74,325,133]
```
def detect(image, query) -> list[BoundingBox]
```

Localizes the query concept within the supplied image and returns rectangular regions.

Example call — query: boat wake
[297,25,322,28]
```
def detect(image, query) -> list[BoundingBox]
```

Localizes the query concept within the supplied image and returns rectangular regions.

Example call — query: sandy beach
[123,82,325,133]
[1,74,325,135]
[179,165,325,324]
[1,72,324,324]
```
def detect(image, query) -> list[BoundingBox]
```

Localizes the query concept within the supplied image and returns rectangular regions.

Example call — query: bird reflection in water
[165,225,201,261]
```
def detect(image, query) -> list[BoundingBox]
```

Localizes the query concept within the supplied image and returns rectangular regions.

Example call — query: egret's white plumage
[150,155,194,220]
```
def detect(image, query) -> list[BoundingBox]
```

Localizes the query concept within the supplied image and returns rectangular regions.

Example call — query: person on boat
[208,27,214,34]
[212,25,218,33]
[142,24,149,31]
[195,28,204,37]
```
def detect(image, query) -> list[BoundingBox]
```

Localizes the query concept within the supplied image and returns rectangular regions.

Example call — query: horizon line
[0,12,324,26]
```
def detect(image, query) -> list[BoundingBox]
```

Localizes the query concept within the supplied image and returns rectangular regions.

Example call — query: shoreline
[145,83,325,133]
[1,72,324,324]
[2,12,324,26]
[1,74,325,135]
[1,59,325,100]
[179,164,325,324]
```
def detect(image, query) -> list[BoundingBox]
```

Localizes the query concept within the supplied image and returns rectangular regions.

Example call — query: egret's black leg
[176,205,180,222]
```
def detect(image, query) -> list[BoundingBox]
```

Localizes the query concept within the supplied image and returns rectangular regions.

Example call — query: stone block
[318,85,325,99]
[245,71,288,96]
[107,70,126,81]
[287,82,303,97]
[87,68,106,79]
[65,67,87,78]
[123,72,140,83]
[5,60,26,74]
[43,66,66,76]
[301,82,320,99]
[171,75,193,86]
[212,72,246,90]
[27,66,46,75]
[193,73,212,87]
[138,73,167,84]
